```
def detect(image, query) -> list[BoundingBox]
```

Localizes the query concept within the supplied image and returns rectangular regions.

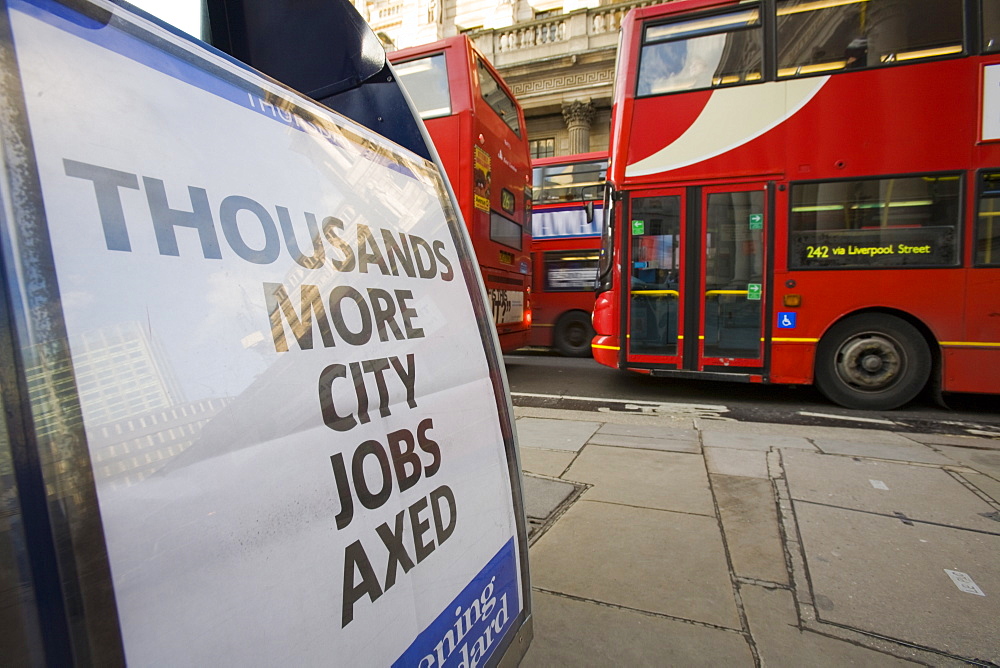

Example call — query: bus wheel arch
[813,311,935,410]
[553,310,595,357]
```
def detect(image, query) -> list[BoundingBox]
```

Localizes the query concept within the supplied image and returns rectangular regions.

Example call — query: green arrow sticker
[747,283,762,300]
[632,220,645,235]
[749,213,763,230]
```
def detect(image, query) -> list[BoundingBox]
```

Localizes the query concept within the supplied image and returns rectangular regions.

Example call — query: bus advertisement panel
[594,0,1000,410]
[391,37,533,353]
[529,153,607,356]
[0,0,530,663]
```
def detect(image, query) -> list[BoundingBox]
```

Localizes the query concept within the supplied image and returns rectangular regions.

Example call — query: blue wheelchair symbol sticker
[777,312,797,329]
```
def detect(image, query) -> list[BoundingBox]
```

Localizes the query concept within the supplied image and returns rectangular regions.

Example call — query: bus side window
[788,174,961,270]
[393,54,452,120]
[985,0,1000,53]
[476,59,521,137]
[776,0,964,78]
[638,9,762,96]
[976,171,1000,266]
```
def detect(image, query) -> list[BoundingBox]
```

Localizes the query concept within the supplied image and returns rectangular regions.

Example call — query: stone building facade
[358,0,658,159]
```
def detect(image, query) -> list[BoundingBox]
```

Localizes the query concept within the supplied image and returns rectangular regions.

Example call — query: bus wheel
[814,314,931,411]
[554,311,595,358]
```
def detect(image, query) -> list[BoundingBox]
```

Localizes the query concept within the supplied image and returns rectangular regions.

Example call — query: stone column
[561,98,595,154]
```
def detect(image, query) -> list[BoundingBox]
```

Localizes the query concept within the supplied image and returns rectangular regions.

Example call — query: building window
[530,138,555,159]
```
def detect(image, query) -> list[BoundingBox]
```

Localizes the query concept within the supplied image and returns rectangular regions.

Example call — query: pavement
[511,403,1000,667]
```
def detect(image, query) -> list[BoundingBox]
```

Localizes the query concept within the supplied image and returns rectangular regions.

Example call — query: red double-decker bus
[529,153,607,356]
[593,0,1000,409]
[391,35,533,352]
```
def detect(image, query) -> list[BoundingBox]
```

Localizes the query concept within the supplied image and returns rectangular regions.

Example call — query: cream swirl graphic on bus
[626,77,829,177]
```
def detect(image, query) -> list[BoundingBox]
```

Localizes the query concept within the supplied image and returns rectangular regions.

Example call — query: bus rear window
[637,7,763,96]
[544,250,599,292]
[776,0,964,78]
[789,174,961,269]
[477,59,520,136]
[394,54,452,120]
[491,212,523,250]
[976,171,1000,266]
[533,160,607,203]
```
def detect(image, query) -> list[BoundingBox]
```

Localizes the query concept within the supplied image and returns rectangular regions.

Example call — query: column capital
[561,98,596,127]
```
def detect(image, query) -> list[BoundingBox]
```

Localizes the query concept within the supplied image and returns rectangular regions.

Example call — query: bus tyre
[554,311,595,358]
[814,314,931,411]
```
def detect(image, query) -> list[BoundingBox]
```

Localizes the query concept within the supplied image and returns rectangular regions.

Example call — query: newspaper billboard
[0,0,530,664]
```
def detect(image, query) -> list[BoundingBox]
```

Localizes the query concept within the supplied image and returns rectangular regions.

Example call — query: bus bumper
[591,335,620,368]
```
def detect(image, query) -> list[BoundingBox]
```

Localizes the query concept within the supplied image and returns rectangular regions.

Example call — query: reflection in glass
[0,395,45,664]
[629,196,681,355]
[776,0,963,78]
[394,54,452,119]
[976,171,1000,266]
[533,159,608,203]
[490,211,523,250]
[985,0,1000,52]
[544,250,599,292]
[789,174,960,269]
[703,191,763,359]
[638,9,762,96]
[477,59,520,136]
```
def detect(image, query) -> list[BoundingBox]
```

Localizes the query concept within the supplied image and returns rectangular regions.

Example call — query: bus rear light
[783,294,802,307]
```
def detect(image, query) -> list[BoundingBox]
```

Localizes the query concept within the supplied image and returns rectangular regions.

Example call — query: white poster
[984,63,1000,141]
[7,0,525,664]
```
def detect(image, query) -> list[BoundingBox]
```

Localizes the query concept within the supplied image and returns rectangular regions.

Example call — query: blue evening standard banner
[394,539,519,668]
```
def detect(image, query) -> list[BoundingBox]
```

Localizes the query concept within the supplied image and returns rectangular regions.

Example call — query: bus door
[625,188,685,365]
[626,183,769,374]
[696,183,769,373]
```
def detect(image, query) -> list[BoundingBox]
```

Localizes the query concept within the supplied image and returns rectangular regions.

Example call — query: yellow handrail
[631,290,679,297]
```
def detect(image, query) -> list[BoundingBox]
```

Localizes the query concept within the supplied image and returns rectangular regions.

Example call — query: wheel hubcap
[836,334,903,390]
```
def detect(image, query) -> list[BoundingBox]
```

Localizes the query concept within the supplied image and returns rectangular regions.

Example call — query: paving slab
[935,445,1000,480]
[566,445,714,516]
[518,447,576,478]
[522,590,753,667]
[741,584,923,667]
[712,476,788,585]
[904,432,1000,450]
[522,474,579,521]
[588,423,701,453]
[529,500,741,629]
[783,449,999,533]
[795,502,1000,663]
[695,419,917,444]
[701,430,815,452]
[811,438,954,465]
[514,404,694,430]
[705,448,769,479]
[956,471,1000,505]
[516,417,600,452]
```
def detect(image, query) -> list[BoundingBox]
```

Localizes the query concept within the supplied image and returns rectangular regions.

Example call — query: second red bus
[391,35,533,352]
[529,153,607,356]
